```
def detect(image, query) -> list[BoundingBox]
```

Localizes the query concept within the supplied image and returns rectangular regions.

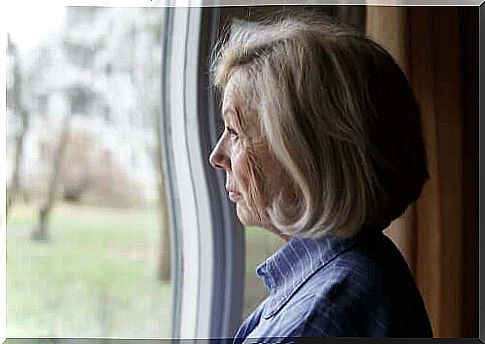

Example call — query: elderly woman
[209,11,433,339]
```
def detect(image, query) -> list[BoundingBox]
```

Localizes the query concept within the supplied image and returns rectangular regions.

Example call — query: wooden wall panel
[368,6,471,338]
[410,7,464,338]
[459,7,479,338]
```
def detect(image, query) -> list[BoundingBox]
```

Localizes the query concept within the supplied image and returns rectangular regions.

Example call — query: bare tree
[31,109,71,242]
[6,34,30,216]
[154,107,171,281]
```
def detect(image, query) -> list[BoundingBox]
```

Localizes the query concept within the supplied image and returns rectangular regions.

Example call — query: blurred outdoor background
[6,5,284,338]
[6,6,171,338]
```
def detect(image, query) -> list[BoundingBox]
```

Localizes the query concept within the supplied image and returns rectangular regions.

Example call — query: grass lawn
[6,201,285,338]
[7,202,171,338]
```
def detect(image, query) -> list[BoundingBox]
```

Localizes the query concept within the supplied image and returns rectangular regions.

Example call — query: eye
[225,126,239,140]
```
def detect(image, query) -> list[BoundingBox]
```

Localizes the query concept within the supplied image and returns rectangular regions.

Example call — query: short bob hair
[211,11,428,239]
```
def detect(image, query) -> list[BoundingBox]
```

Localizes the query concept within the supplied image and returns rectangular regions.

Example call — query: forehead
[221,83,239,122]
[221,71,257,128]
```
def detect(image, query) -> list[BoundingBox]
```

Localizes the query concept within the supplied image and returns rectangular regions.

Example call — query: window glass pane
[6,6,172,338]
[243,227,284,319]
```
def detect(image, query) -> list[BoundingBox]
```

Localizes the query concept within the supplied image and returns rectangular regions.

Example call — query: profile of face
[209,73,287,232]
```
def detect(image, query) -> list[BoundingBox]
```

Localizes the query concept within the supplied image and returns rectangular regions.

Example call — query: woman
[209,11,433,339]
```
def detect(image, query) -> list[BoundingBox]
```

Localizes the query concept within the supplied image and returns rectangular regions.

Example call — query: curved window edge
[161,6,245,339]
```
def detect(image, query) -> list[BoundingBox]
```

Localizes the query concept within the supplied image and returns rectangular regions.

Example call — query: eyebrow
[222,106,244,129]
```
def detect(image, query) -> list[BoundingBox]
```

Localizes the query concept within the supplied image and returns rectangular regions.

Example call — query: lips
[226,189,242,202]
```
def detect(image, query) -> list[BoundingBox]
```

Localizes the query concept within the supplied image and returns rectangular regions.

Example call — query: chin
[236,204,252,226]
[236,202,257,226]
[236,201,268,228]
[236,204,289,240]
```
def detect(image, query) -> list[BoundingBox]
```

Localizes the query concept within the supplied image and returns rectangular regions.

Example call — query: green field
[7,202,171,338]
[6,202,284,338]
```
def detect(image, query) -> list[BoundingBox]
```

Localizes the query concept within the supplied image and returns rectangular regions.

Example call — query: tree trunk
[7,110,28,215]
[154,106,171,281]
[158,180,170,281]
[32,113,71,242]
[6,35,29,217]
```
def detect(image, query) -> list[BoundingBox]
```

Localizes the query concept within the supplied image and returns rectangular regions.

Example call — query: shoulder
[292,252,390,337]
[292,233,432,337]
[240,232,432,340]
[235,298,269,340]
[304,232,395,299]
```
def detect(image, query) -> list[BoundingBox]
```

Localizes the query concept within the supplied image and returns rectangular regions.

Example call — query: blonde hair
[211,11,428,239]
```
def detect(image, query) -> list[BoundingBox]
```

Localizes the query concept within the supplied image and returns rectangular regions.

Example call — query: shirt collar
[256,230,376,319]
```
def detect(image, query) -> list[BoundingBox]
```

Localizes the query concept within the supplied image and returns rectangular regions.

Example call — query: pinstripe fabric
[234,230,433,342]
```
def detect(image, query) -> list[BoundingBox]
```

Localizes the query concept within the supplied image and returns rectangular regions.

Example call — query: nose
[209,136,230,170]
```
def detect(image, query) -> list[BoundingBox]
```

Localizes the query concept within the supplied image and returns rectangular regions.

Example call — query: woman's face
[209,75,277,228]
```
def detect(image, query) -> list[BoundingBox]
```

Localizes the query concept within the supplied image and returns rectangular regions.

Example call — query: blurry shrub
[34,129,143,208]
[82,149,143,208]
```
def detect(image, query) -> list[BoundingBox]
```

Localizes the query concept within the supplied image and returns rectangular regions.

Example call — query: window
[6,6,172,338]
[159,7,244,338]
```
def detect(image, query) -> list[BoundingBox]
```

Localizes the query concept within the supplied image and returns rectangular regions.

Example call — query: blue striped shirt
[234,230,433,341]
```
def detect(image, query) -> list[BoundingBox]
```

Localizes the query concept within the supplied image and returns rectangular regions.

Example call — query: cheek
[231,148,251,192]
[233,146,270,214]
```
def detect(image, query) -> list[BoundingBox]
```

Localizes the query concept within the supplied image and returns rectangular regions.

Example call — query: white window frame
[160,4,245,339]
